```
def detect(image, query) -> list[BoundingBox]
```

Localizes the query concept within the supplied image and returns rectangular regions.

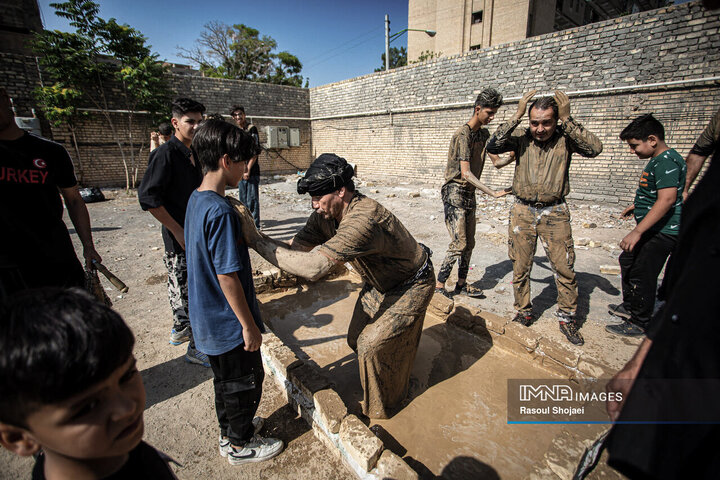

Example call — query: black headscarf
[297,153,354,196]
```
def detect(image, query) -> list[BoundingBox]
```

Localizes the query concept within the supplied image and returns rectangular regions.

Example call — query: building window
[472,10,483,24]
[470,44,482,50]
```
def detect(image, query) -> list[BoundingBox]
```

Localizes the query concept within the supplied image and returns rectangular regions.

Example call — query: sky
[36,0,410,87]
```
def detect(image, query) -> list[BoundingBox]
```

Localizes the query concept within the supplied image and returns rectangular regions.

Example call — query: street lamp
[385,14,436,71]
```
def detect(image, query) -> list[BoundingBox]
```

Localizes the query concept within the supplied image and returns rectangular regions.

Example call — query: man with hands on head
[487,90,603,346]
[233,153,435,419]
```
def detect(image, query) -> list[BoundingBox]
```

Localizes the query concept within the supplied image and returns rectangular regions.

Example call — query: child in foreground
[185,119,283,465]
[607,113,685,337]
[0,288,177,479]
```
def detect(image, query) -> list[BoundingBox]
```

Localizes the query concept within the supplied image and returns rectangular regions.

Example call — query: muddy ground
[2,174,642,479]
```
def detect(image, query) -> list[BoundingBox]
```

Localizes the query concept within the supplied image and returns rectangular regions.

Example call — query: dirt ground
[2,173,642,479]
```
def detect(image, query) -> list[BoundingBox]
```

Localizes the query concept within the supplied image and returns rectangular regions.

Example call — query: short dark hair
[620,113,665,141]
[230,105,245,115]
[171,97,205,119]
[205,113,226,122]
[191,119,259,174]
[529,96,558,120]
[0,288,135,427]
[158,122,173,136]
[475,88,503,109]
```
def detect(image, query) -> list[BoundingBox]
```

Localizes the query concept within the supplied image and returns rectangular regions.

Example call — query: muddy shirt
[689,106,720,159]
[293,192,425,293]
[634,149,685,236]
[487,116,602,203]
[443,124,490,192]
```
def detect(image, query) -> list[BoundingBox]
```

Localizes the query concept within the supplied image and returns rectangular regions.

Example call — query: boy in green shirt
[607,114,686,337]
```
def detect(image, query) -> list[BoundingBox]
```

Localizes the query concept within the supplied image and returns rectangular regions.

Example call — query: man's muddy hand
[554,90,571,121]
[226,196,261,247]
[513,90,537,120]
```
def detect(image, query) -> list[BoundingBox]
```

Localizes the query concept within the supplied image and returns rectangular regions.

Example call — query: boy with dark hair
[139,97,207,366]
[230,105,262,229]
[435,87,511,299]
[0,288,177,479]
[185,119,283,464]
[607,114,685,337]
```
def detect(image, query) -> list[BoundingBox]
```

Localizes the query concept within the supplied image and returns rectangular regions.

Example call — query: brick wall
[0,57,312,186]
[310,1,720,203]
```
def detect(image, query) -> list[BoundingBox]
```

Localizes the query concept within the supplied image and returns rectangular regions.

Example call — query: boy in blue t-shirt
[607,114,686,337]
[185,119,283,465]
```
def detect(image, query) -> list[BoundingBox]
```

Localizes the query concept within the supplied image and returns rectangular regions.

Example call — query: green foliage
[179,22,305,87]
[412,50,442,63]
[34,84,86,127]
[33,0,170,189]
[375,46,407,72]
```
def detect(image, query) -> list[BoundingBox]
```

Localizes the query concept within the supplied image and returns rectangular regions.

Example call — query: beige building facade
[407,0,666,62]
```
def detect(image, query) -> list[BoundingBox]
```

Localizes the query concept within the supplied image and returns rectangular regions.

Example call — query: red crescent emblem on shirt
[33,158,47,169]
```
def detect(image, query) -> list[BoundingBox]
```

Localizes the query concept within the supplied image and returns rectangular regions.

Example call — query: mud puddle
[259,275,607,479]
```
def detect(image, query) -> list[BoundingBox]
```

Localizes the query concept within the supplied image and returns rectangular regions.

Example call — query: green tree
[375,46,407,72]
[34,83,88,183]
[178,22,305,87]
[34,0,169,190]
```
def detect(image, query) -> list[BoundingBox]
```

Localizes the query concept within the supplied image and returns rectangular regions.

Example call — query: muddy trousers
[347,269,435,419]
[508,202,578,314]
[208,344,265,445]
[163,251,194,348]
[619,231,676,330]
[437,189,476,284]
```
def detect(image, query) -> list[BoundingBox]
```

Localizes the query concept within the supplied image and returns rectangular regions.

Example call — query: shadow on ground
[142,356,213,409]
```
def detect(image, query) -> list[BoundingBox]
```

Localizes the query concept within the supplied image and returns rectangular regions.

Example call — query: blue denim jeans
[237,175,260,229]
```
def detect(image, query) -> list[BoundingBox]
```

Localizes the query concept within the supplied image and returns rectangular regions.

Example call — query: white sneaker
[218,417,265,457]
[226,434,284,465]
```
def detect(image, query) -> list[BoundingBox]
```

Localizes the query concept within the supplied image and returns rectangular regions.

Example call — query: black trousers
[207,343,265,445]
[618,231,676,329]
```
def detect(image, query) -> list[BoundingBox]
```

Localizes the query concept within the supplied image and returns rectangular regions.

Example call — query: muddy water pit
[260,275,609,479]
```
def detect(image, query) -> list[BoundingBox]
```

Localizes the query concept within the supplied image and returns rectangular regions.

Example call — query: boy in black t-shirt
[139,98,207,366]
[0,288,177,479]
[0,86,101,298]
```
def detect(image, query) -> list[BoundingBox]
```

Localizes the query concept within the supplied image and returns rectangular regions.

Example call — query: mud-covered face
[232,110,246,128]
[311,190,345,221]
[529,107,557,142]
[475,106,498,126]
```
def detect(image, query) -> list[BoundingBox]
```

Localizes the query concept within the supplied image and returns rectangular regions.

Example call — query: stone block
[261,340,303,380]
[428,292,454,317]
[490,332,537,359]
[313,389,347,434]
[374,450,418,480]
[503,322,540,350]
[538,338,581,368]
[339,415,384,472]
[288,363,332,402]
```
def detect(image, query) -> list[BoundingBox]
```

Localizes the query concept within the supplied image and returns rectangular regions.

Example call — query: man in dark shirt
[138,98,206,367]
[231,105,261,229]
[0,86,101,299]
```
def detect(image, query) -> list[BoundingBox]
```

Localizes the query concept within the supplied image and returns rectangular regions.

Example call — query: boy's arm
[460,160,509,197]
[217,272,262,351]
[489,151,516,169]
[148,206,185,250]
[619,188,676,252]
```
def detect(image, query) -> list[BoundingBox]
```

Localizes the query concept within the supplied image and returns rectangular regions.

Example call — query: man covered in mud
[236,153,435,419]
[487,90,603,346]
[435,87,512,299]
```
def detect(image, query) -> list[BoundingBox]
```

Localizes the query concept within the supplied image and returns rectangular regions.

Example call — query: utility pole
[385,14,390,71]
